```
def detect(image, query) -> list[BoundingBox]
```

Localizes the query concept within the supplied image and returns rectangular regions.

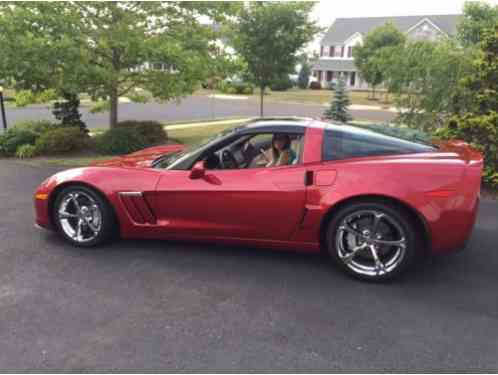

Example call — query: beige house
[312,14,461,90]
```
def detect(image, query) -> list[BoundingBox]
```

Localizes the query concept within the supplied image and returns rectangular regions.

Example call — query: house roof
[313,59,357,72]
[321,14,461,45]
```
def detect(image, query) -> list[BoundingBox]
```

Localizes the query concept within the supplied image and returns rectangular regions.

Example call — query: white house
[312,14,461,90]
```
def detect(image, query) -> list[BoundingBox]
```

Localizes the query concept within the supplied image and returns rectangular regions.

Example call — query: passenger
[266,134,296,167]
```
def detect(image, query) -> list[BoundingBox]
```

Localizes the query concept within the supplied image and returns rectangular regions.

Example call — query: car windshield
[153,126,240,169]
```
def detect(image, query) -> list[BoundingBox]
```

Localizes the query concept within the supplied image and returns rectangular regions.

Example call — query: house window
[329,45,334,57]
[348,46,353,58]
[341,46,345,57]
[320,46,324,57]
[326,71,333,82]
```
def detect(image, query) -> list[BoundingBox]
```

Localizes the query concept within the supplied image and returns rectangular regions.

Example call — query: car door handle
[304,170,314,186]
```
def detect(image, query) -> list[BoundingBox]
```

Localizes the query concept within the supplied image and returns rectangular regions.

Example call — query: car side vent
[119,192,156,225]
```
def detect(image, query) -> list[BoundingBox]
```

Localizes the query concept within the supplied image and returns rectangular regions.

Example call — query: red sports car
[34,118,483,281]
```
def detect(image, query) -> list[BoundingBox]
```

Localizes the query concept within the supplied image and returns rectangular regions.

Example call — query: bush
[309,81,322,90]
[115,120,167,145]
[356,122,432,143]
[15,90,36,107]
[270,75,293,91]
[95,127,148,155]
[298,64,311,89]
[52,92,87,133]
[435,112,498,189]
[14,120,60,135]
[0,128,38,156]
[325,81,336,91]
[218,80,254,95]
[36,89,58,103]
[34,127,86,155]
[16,144,37,159]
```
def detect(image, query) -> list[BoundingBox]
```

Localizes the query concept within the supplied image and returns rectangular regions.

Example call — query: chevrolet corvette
[34,118,483,281]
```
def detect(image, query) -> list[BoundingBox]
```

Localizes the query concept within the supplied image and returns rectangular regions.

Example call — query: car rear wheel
[53,185,116,247]
[326,202,418,281]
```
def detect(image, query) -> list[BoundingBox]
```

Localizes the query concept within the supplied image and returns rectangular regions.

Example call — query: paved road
[4,95,395,129]
[1,160,497,371]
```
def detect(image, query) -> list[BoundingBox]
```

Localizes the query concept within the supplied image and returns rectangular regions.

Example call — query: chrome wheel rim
[57,191,102,243]
[335,210,407,277]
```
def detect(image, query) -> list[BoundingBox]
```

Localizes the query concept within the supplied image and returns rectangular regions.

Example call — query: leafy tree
[353,22,406,99]
[437,25,498,188]
[0,2,239,127]
[458,1,498,45]
[297,62,311,89]
[379,39,476,131]
[230,2,319,116]
[323,78,352,123]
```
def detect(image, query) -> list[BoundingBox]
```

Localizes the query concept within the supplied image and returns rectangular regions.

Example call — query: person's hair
[271,134,291,158]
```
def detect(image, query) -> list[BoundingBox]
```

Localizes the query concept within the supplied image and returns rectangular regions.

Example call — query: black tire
[326,201,419,282]
[52,185,117,247]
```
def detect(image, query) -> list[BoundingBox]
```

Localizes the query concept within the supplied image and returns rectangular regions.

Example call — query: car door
[153,154,307,241]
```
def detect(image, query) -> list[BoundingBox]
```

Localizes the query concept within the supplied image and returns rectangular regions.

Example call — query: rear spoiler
[433,140,484,166]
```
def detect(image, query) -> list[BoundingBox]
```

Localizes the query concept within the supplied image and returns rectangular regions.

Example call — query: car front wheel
[327,202,418,281]
[53,185,116,247]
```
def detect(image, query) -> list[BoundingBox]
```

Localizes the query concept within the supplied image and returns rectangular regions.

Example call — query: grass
[195,88,393,107]
[167,118,248,146]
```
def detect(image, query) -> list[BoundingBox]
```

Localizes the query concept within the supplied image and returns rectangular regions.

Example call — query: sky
[308,0,498,50]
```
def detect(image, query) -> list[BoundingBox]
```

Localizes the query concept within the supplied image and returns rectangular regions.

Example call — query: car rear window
[322,126,436,161]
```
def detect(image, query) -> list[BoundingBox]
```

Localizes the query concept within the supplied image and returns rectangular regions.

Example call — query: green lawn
[195,88,393,107]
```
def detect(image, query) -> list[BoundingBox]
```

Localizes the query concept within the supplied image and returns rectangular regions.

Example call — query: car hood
[91,144,185,168]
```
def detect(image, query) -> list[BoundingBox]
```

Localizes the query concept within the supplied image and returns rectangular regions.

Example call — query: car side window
[322,128,435,161]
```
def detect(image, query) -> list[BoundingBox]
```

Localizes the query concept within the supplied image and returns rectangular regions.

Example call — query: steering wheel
[222,149,239,169]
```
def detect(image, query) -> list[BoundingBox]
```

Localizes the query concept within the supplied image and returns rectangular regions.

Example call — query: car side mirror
[190,160,205,179]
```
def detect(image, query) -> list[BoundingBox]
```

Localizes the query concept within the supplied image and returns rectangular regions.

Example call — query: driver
[264,134,296,167]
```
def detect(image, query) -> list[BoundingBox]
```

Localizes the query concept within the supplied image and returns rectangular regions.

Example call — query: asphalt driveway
[0,159,497,371]
[4,95,395,129]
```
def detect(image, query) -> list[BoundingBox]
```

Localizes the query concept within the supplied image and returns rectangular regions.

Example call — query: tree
[323,78,352,123]
[438,25,498,188]
[379,39,476,131]
[230,2,319,116]
[0,2,239,127]
[297,62,311,89]
[353,22,406,99]
[458,1,498,45]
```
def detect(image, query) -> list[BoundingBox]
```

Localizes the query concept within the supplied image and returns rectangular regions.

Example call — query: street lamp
[0,85,7,130]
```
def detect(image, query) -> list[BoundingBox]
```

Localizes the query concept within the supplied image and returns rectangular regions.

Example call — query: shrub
[297,64,311,89]
[218,80,254,95]
[14,120,60,135]
[36,89,58,103]
[34,127,86,155]
[270,75,293,91]
[309,81,321,90]
[356,122,432,143]
[325,81,336,90]
[0,128,38,156]
[15,90,36,107]
[16,144,37,159]
[95,128,148,155]
[52,92,87,133]
[435,112,498,189]
[115,120,167,145]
